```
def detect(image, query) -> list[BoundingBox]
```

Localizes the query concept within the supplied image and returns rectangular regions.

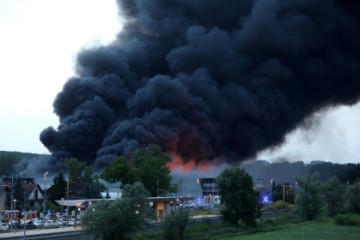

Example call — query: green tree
[81,182,153,240]
[101,145,176,197]
[48,171,67,203]
[64,158,105,199]
[133,145,173,196]
[162,208,189,240]
[343,180,360,214]
[217,167,261,226]
[102,156,136,185]
[322,176,344,217]
[294,172,323,220]
[64,158,88,181]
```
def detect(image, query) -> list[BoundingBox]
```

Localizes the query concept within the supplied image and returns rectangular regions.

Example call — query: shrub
[162,208,189,240]
[334,214,359,226]
[294,173,323,220]
[268,201,293,210]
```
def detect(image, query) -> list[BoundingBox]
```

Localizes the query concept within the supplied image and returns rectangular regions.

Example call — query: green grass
[224,221,360,240]
[133,214,360,240]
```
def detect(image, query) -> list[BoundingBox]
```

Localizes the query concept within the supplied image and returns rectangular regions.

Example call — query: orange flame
[166,153,215,172]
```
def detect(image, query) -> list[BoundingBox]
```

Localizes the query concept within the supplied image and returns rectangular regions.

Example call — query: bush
[334,214,359,226]
[343,181,360,214]
[267,201,293,210]
[294,173,323,220]
[259,213,300,227]
[162,208,189,240]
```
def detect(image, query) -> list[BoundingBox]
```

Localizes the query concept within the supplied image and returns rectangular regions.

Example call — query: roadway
[0,226,83,240]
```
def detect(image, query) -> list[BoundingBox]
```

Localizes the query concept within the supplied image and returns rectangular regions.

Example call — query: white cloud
[257,103,360,164]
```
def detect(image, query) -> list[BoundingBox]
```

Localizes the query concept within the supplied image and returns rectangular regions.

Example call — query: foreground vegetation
[133,213,360,240]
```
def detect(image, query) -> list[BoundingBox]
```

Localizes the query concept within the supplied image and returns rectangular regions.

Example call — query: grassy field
[225,222,360,240]
[134,213,360,240]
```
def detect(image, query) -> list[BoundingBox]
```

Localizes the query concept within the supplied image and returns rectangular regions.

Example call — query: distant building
[1,178,44,211]
[196,178,219,206]
[171,178,202,197]
[23,183,44,210]
[197,178,218,196]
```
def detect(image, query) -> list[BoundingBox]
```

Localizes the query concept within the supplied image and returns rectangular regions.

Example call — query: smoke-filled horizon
[40,0,360,170]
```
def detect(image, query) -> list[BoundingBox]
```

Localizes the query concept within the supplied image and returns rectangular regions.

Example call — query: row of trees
[4,147,360,238]
[44,145,176,210]
[45,158,105,211]
[101,144,177,196]
[79,165,360,239]
[80,166,262,240]
[294,173,360,220]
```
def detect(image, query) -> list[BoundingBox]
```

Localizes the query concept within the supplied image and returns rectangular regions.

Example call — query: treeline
[241,160,360,185]
[0,151,50,177]
[307,161,360,183]
[1,150,360,186]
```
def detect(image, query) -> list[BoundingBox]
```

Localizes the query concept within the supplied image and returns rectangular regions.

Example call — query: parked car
[0,223,9,231]
[7,220,20,228]
[20,220,37,229]
[33,219,46,228]
[44,220,62,227]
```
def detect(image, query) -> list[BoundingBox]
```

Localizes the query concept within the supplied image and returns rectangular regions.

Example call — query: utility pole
[23,192,26,239]
[282,184,285,202]
[10,177,14,232]
[43,172,48,217]
[157,178,159,197]
[67,177,70,225]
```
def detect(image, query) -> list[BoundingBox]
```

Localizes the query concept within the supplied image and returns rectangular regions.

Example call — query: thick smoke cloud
[40,0,360,169]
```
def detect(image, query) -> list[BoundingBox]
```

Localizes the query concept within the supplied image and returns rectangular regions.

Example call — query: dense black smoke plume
[40,0,360,169]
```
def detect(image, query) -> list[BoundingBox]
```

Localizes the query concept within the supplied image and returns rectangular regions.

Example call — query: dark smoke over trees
[40,0,360,169]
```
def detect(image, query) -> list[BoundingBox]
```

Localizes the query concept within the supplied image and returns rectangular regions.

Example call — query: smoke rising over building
[40,0,360,169]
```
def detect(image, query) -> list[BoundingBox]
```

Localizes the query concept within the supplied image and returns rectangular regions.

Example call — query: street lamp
[43,172,48,217]
[12,199,17,233]
[10,177,14,232]
[67,176,70,226]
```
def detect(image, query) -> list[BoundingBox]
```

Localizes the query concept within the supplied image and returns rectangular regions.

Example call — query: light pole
[10,177,14,232]
[23,192,27,239]
[282,184,286,202]
[67,176,70,226]
[270,179,275,202]
[13,199,17,233]
[13,199,17,209]
[43,172,48,217]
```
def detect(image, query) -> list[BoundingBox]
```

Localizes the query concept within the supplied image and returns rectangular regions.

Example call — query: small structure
[147,196,195,220]
[56,196,195,222]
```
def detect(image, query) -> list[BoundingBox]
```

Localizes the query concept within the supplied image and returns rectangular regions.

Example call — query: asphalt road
[0,226,81,240]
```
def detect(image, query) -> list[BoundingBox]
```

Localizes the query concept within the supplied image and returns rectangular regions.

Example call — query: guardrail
[0,227,92,240]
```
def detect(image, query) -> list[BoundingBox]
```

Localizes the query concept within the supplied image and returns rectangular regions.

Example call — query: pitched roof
[22,184,41,196]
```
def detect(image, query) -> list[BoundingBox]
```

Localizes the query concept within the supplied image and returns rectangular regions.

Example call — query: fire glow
[167,153,215,172]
